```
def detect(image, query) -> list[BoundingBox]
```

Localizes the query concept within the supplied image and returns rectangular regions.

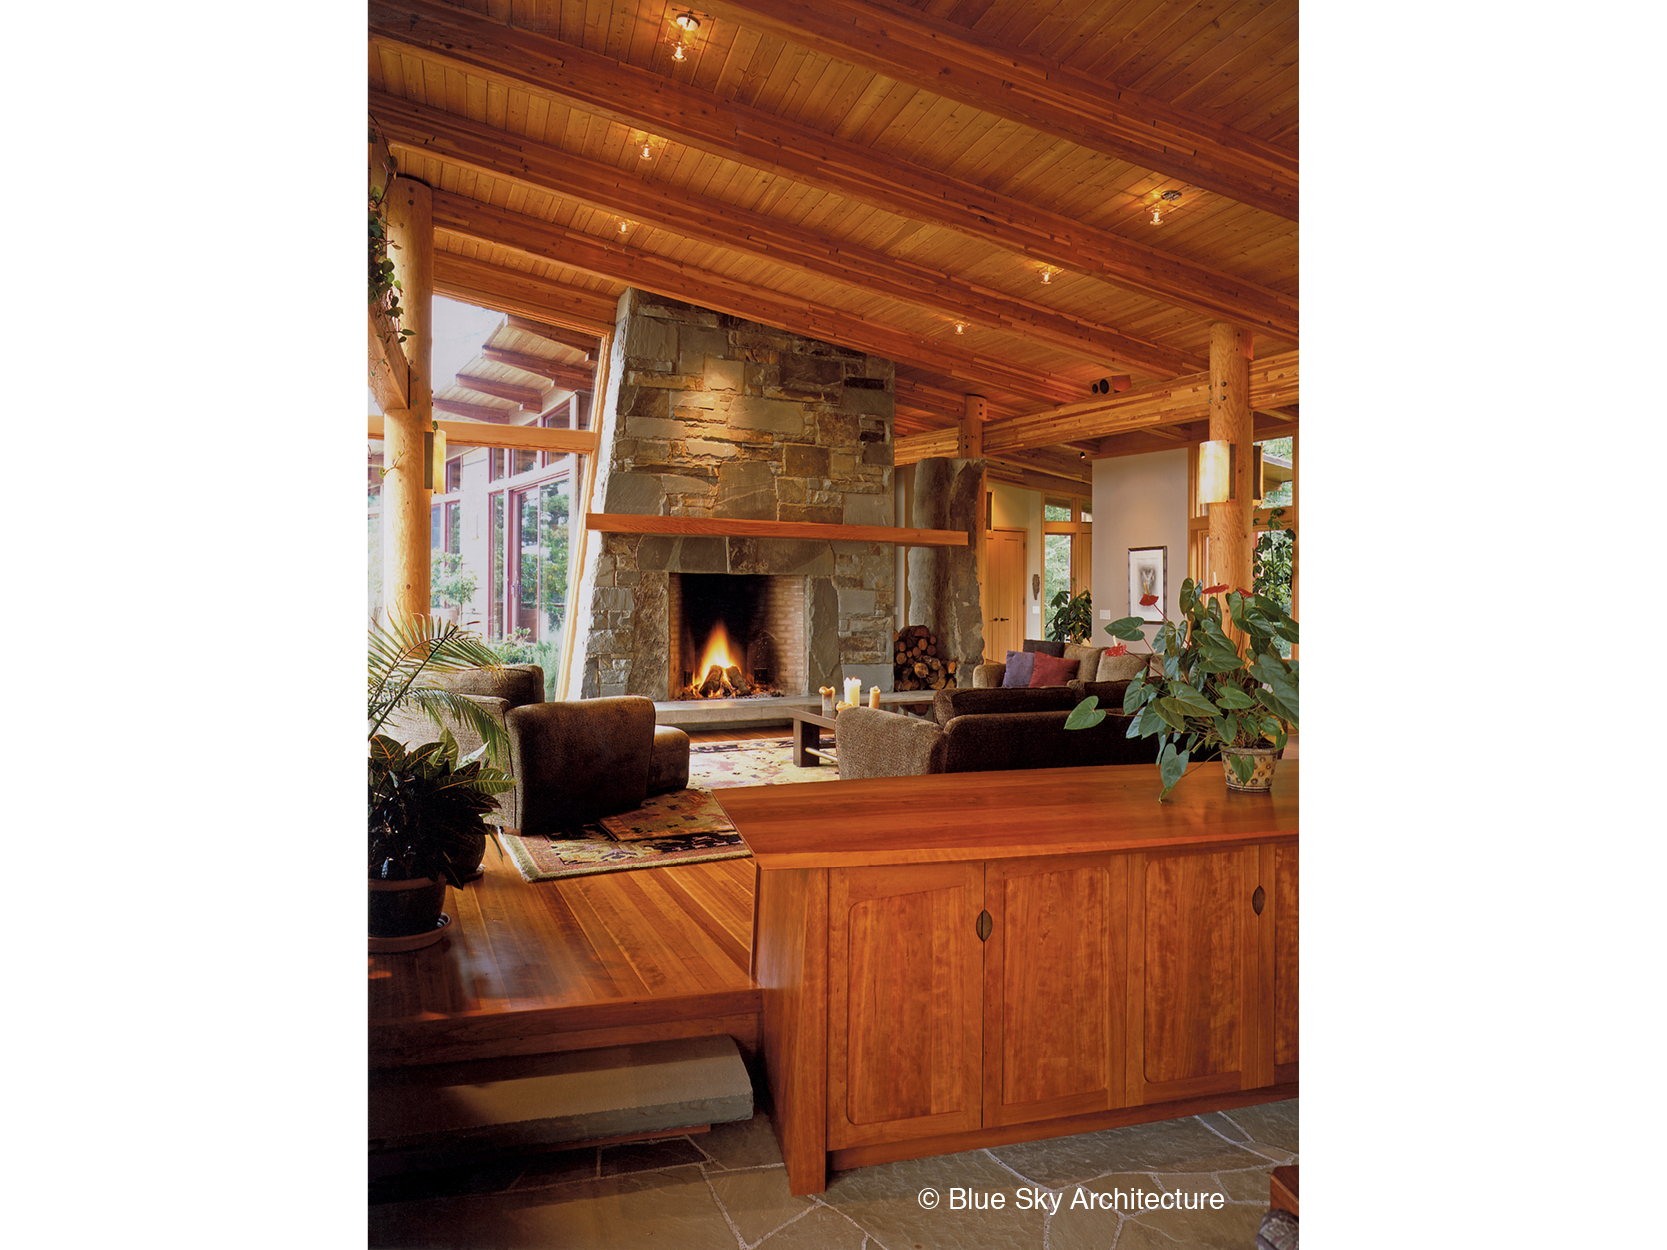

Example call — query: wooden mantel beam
[375,93,1198,378]
[983,351,1299,454]
[367,2,1297,339]
[700,0,1298,221]
[431,192,1084,405]
[586,514,967,548]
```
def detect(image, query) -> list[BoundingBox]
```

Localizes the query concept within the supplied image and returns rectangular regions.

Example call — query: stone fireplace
[572,290,897,704]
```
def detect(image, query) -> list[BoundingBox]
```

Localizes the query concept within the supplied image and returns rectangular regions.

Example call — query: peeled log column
[382,176,434,620]
[1207,322,1253,608]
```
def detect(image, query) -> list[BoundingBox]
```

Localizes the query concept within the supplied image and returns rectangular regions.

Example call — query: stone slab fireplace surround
[573,290,897,705]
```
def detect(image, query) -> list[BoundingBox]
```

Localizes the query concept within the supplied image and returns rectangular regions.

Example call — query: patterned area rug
[502,736,838,881]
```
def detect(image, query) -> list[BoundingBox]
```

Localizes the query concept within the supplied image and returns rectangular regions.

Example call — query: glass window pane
[489,449,504,482]
[514,449,538,475]
[1043,533,1073,622]
[490,493,505,639]
[1044,499,1071,521]
[539,477,571,638]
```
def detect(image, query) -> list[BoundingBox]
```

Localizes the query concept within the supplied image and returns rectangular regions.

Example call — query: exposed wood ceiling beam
[984,460,1095,495]
[368,309,409,413]
[504,316,600,355]
[376,94,1197,378]
[367,2,1297,339]
[433,396,519,422]
[478,346,596,391]
[894,378,1023,424]
[895,428,961,464]
[431,191,1083,404]
[984,351,1298,454]
[701,0,1298,221]
[454,372,544,408]
[1094,413,1299,459]
[433,252,618,335]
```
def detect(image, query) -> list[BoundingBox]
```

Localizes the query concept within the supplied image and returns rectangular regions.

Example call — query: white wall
[988,480,1046,636]
[1091,449,1189,649]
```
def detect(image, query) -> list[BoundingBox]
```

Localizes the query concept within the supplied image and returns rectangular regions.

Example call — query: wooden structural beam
[433,251,618,336]
[1094,413,1298,460]
[376,94,1197,378]
[585,514,967,547]
[1207,322,1255,596]
[367,3,1298,339]
[433,397,519,422]
[983,351,1298,454]
[381,176,434,619]
[371,415,599,456]
[368,308,409,413]
[895,428,962,465]
[505,316,600,355]
[432,192,1083,404]
[455,372,543,409]
[478,346,595,390]
[701,0,1298,222]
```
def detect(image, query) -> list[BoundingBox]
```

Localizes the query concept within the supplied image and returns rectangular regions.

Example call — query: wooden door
[827,863,985,1149]
[984,854,1127,1127]
[1126,847,1263,1104]
[984,528,1026,658]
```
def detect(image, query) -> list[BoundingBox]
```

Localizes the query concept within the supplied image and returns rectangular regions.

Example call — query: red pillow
[1027,651,1079,687]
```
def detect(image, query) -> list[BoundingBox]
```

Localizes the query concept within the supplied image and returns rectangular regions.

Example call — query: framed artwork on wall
[1128,546,1166,622]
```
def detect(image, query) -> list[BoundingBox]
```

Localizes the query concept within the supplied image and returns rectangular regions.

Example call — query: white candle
[843,677,861,707]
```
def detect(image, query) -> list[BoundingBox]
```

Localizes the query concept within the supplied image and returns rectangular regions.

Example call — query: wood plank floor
[368,727,784,1069]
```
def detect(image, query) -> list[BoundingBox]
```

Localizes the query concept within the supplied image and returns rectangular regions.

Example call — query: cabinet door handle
[1252,886,1266,915]
[976,910,993,941]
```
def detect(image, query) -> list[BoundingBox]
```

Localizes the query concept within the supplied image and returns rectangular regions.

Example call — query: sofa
[973,638,1159,689]
[380,665,691,833]
[834,680,1159,779]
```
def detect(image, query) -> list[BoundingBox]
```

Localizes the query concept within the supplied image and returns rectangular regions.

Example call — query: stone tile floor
[369,1098,1296,1249]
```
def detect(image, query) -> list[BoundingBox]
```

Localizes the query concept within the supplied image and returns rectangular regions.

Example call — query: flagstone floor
[369,1099,1296,1249]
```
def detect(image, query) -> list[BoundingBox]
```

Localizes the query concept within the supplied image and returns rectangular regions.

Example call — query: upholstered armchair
[507,696,690,837]
[381,668,690,835]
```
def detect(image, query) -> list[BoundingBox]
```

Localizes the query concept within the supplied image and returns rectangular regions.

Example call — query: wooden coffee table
[784,693,937,766]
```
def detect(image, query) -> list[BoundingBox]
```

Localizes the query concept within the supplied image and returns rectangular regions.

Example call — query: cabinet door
[1272,844,1298,1083]
[1126,847,1261,1104]
[827,863,984,1149]
[984,853,1127,1127]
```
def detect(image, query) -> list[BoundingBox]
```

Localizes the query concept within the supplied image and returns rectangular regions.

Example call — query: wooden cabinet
[724,761,1299,1195]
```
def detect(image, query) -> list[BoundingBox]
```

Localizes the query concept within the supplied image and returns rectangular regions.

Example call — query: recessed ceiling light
[674,11,701,32]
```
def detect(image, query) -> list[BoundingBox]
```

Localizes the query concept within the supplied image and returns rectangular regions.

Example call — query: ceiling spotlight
[1151,189,1183,224]
[953,321,966,335]
[674,11,701,32]
[672,42,687,61]
[1040,266,1056,284]
[617,219,631,234]
[640,140,653,159]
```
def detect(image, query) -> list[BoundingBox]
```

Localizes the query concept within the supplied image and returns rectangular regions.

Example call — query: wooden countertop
[716,761,1297,869]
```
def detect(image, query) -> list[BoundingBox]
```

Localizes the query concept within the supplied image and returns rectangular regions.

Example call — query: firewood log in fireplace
[724,665,750,696]
[699,665,732,698]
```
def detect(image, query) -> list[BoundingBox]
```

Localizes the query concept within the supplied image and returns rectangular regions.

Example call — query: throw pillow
[1028,651,1080,687]
[1063,642,1104,683]
[1000,650,1035,688]
[1096,650,1149,682]
[1022,638,1066,658]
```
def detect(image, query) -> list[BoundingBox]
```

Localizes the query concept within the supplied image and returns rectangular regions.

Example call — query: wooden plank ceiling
[369,0,1297,489]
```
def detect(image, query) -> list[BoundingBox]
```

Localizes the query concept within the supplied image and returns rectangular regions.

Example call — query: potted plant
[1046,588,1093,644]
[1066,578,1298,799]
[368,616,514,947]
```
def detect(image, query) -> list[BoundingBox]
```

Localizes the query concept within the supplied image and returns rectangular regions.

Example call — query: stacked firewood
[892,625,958,691]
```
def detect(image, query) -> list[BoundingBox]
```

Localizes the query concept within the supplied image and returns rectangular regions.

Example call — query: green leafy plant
[431,550,479,609]
[369,733,511,885]
[1254,507,1296,657]
[368,614,511,763]
[1046,588,1093,643]
[1066,578,1298,799]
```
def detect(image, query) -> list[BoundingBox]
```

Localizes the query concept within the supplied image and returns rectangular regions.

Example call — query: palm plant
[368,613,510,765]
[368,615,515,884]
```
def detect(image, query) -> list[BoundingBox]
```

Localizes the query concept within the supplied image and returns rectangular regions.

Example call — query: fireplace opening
[670,573,806,701]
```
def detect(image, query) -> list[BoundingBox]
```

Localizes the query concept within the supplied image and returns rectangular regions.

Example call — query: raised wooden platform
[368,853,761,1069]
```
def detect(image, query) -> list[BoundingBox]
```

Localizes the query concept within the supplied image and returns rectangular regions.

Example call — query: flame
[696,622,738,677]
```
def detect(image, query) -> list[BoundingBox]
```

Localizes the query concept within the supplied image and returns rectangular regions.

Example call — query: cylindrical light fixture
[1251,445,1265,502]
[1198,439,1235,504]
[431,426,447,494]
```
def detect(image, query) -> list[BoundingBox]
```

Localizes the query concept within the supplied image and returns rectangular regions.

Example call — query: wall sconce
[1198,439,1235,504]
[1251,445,1265,502]
[426,426,447,492]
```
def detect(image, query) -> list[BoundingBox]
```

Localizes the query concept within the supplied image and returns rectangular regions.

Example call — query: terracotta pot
[1221,745,1279,793]
[368,876,447,938]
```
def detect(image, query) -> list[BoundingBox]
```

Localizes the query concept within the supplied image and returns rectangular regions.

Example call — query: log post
[1207,323,1253,605]
[381,176,434,621]
[962,394,988,662]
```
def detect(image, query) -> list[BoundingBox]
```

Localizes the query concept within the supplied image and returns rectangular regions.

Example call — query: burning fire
[696,622,737,678]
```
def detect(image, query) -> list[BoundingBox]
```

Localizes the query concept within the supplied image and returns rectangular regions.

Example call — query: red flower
[1235,587,1252,597]
[1201,583,1229,594]
[1107,642,1127,656]
[1139,594,1158,606]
